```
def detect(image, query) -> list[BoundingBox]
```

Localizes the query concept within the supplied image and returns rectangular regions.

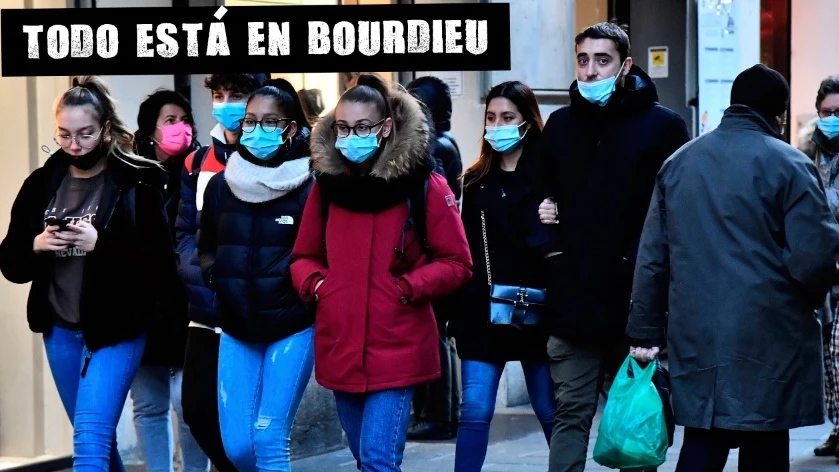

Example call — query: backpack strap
[318,178,330,256]
[319,182,329,224]
[187,145,212,187]
[405,177,431,261]
[320,176,430,261]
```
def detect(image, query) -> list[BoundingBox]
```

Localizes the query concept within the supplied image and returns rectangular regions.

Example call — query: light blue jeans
[455,360,555,472]
[218,327,315,472]
[130,366,210,472]
[44,326,146,472]
[334,387,416,472]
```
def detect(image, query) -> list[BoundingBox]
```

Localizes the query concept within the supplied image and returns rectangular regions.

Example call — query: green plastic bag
[593,355,669,469]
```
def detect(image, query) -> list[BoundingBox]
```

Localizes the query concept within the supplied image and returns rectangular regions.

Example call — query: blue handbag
[480,210,545,327]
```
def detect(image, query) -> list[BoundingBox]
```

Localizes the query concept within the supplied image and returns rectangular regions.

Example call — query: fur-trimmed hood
[798,117,819,160]
[310,84,433,181]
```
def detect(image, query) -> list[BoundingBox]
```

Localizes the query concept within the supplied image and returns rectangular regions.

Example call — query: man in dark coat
[407,75,464,201]
[534,22,690,472]
[405,75,464,440]
[628,64,839,471]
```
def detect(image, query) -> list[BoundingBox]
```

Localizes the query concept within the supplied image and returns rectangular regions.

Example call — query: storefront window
[760,0,790,140]
[760,0,790,83]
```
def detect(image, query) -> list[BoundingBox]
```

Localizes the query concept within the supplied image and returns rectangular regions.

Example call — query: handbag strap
[480,208,492,286]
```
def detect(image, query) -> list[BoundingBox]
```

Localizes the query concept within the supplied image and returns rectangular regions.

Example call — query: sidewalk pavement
[290,405,838,471]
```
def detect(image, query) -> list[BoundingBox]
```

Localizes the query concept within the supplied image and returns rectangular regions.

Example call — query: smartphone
[44,217,69,231]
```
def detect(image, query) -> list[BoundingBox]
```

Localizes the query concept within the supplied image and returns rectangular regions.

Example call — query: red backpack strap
[185,145,212,182]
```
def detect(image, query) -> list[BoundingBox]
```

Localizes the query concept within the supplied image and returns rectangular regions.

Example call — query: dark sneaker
[814,435,839,456]
[406,421,454,441]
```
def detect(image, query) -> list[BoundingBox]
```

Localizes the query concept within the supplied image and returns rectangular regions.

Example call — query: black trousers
[676,427,790,472]
[412,319,461,425]
[181,327,237,472]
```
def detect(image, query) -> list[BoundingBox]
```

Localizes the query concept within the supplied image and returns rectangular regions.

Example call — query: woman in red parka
[291,73,473,471]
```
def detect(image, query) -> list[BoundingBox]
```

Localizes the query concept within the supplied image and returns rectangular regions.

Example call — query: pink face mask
[156,121,193,157]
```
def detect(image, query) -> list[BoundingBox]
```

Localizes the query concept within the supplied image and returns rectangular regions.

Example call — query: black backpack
[319,177,431,259]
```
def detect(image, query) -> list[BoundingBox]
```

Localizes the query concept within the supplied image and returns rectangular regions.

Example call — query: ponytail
[56,76,160,168]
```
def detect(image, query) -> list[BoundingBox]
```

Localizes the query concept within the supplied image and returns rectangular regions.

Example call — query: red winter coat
[290,87,473,393]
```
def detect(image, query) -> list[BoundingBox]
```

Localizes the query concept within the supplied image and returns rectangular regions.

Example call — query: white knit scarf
[224,151,311,203]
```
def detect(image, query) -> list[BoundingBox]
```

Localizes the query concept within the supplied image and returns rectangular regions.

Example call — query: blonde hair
[55,76,160,167]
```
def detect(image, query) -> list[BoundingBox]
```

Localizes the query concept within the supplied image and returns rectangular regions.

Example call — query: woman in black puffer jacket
[196,79,315,472]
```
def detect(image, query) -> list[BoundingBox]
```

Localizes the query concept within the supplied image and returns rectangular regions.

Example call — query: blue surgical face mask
[818,115,839,140]
[336,132,381,164]
[484,122,529,153]
[212,102,247,132]
[577,60,627,107]
[240,124,289,160]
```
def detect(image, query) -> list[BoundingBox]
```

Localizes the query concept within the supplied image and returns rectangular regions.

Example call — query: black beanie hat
[730,64,790,120]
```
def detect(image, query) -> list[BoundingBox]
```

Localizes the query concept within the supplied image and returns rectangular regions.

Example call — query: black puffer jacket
[197,134,315,343]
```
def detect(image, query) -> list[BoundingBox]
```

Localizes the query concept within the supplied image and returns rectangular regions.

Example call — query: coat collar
[569,65,660,118]
[718,105,783,139]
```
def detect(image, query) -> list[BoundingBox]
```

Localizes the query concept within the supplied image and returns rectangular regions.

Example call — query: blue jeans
[130,366,210,472]
[43,326,146,472]
[334,387,416,472]
[454,360,555,472]
[217,327,314,472]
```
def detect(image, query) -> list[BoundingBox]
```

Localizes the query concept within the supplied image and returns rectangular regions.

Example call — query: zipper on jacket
[80,351,92,378]
[101,189,122,231]
[248,206,260,305]
[76,185,121,366]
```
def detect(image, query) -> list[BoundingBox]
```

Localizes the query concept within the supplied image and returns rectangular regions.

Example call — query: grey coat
[627,105,839,431]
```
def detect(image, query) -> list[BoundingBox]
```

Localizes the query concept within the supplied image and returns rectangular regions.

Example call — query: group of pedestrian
[2,18,839,472]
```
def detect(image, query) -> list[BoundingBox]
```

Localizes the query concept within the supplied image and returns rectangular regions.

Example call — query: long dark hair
[134,88,197,160]
[463,81,544,187]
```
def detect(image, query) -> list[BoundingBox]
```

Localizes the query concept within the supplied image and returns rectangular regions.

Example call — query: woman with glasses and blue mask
[195,78,315,472]
[0,76,176,472]
[799,75,839,462]
[451,81,555,471]
[290,73,473,472]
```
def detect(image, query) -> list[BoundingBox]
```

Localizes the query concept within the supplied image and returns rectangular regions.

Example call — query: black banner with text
[0,3,511,77]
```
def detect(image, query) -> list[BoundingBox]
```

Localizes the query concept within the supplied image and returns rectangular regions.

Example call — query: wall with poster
[697,0,761,135]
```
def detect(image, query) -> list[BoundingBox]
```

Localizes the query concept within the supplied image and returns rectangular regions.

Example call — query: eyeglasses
[240,118,291,133]
[820,109,839,119]
[332,118,386,138]
[54,128,103,149]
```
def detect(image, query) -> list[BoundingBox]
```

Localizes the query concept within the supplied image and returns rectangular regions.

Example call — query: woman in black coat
[131,89,209,472]
[196,79,315,472]
[451,81,555,472]
[0,76,176,472]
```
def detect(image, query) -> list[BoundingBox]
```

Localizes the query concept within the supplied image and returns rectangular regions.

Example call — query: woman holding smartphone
[0,76,176,472]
